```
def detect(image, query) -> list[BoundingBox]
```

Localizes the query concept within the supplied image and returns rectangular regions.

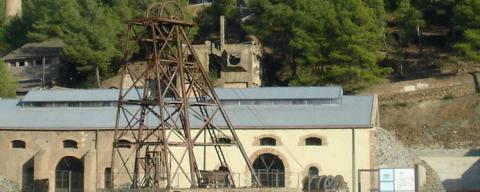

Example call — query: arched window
[11,140,26,148]
[260,137,276,146]
[104,167,112,188]
[63,140,78,149]
[305,137,322,146]
[117,140,131,148]
[308,166,319,177]
[217,137,232,144]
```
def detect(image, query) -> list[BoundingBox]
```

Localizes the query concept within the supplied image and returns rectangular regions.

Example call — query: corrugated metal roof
[0,88,374,130]
[22,89,143,102]
[215,86,342,100]
[23,89,118,102]
[2,39,65,61]
[21,87,343,102]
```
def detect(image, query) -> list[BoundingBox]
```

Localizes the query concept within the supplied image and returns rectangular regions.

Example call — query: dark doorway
[55,156,84,192]
[22,158,34,192]
[252,153,285,187]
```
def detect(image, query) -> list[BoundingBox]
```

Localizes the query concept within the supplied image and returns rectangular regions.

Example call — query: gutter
[0,124,375,131]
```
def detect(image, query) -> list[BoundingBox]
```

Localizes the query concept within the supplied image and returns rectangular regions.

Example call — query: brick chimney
[5,0,21,21]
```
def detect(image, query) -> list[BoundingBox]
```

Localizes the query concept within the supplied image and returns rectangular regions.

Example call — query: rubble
[375,127,445,192]
[0,176,20,192]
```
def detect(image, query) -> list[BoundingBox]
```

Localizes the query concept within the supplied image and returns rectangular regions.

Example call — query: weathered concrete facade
[193,41,263,88]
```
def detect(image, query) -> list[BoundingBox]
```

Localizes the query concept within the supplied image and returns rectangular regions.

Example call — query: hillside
[363,71,480,148]
[381,94,480,148]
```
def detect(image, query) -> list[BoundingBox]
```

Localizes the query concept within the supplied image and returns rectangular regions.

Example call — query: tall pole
[42,57,45,90]
[95,65,101,88]
[220,15,225,50]
[4,0,22,22]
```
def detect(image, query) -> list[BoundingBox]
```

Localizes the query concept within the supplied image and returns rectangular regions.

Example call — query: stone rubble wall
[362,73,479,104]
[0,176,20,192]
[375,128,445,192]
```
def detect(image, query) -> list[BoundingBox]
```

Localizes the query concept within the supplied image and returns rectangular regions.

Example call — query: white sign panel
[379,168,394,191]
[379,168,415,192]
[380,169,394,181]
[394,168,415,191]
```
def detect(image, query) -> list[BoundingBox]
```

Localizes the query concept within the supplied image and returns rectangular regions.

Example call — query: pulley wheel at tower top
[145,1,185,20]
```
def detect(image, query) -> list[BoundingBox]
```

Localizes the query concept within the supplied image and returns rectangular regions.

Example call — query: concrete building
[193,41,262,88]
[101,42,263,89]
[0,87,378,192]
[192,16,262,88]
[2,39,65,95]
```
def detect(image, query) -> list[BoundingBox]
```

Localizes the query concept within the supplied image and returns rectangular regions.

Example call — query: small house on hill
[2,39,65,95]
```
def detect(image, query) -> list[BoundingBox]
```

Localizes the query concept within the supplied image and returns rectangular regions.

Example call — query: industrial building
[0,86,378,192]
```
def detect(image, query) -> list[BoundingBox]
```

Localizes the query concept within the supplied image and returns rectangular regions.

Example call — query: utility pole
[41,57,45,90]
[417,24,423,56]
[220,15,225,51]
[95,65,101,88]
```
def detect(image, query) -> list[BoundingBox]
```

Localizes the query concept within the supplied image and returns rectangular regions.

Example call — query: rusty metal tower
[111,1,260,190]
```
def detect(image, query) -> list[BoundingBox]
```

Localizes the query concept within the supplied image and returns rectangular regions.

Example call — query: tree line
[0,0,479,97]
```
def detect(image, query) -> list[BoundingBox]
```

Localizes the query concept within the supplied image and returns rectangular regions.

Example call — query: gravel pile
[376,127,445,192]
[0,176,19,192]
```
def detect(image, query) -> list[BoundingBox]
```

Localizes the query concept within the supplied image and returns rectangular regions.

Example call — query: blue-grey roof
[0,87,375,130]
[22,87,342,102]
[215,87,342,100]
[22,89,140,102]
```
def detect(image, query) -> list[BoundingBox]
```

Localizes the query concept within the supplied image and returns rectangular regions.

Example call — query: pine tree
[453,0,480,61]
[245,0,391,92]
[0,61,17,97]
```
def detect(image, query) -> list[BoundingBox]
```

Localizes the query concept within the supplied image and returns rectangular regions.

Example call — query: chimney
[5,0,21,21]
[220,15,225,50]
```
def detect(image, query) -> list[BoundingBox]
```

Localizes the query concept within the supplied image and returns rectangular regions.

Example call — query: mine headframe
[110,1,260,190]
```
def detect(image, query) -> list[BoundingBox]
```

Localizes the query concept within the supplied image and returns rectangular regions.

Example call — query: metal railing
[100,171,306,190]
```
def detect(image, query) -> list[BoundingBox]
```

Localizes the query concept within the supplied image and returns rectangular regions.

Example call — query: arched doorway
[252,153,285,187]
[55,156,84,192]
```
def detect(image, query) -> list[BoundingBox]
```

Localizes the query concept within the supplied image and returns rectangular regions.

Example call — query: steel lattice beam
[110,2,260,190]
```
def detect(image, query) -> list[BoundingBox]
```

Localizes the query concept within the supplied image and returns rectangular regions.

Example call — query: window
[31,102,45,107]
[11,140,26,148]
[273,99,292,105]
[239,100,255,105]
[35,59,42,66]
[307,99,331,105]
[260,137,276,146]
[101,101,114,107]
[104,167,112,188]
[45,58,52,65]
[254,100,272,105]
[292,99,306,105]
[63,140,78,149]
[53,102,67,107]
[80,102,99,107]
[117,140,131,148]
[217,137,232,144]
[305,137,322,146]
[19,61,25,67]
[9,62,16,68]
[308,166,319,177]
[68,102,80,107]
[229,53,241,65]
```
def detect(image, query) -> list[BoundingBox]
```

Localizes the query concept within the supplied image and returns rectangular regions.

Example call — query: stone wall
[375,128,444,192]
[362,73,479,104]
